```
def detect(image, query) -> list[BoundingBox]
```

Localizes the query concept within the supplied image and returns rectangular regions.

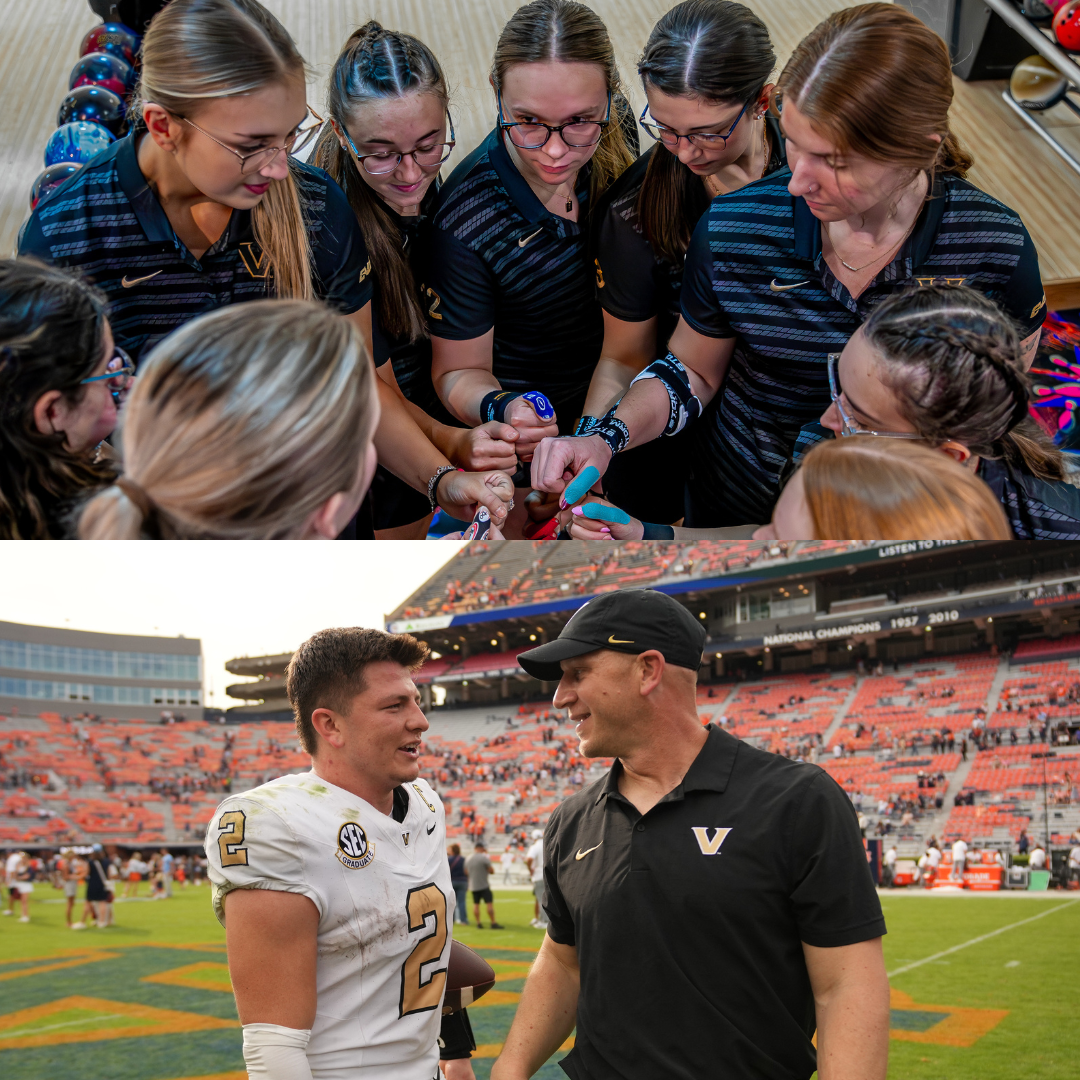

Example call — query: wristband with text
[641,521,676,540]
[480,390,520,424]
[573,414,600,436]
[590,415,630,458]
[629,353,702,436]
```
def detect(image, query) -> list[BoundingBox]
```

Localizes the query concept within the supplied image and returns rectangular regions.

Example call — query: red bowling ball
[1054,0,1080,51]
[70,52,136,98]
[80,22,140,65]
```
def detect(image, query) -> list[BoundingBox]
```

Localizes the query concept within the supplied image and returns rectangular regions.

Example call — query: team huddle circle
[3,0,1078,543]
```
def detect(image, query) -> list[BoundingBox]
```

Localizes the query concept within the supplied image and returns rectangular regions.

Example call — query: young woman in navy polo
[20,0,512,534]
[585,0,784,524]
[426,0,635,526]
[533,3,1047,528]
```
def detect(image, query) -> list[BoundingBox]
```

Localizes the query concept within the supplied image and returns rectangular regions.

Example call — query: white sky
[0,541,466,707]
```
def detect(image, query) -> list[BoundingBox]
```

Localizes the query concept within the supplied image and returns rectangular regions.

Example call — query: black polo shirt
[677,170,1047,528]
[18,131,373,362]
[426,127,603,427]
[543,724,885,1080]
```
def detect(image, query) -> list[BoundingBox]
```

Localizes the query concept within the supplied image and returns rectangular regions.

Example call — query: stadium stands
[2,647,1078,858]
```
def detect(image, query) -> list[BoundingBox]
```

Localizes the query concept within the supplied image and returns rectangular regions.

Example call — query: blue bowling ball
[70,51,136,97]
[45,121,115,166]
[80,21,140,65]
[30,162,83,209]
[57,85,127,136]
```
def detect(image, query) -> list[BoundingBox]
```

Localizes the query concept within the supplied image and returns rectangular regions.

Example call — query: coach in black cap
[495,589,888,1080]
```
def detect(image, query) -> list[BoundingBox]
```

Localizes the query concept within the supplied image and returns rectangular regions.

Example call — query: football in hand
[443,940,496,1013]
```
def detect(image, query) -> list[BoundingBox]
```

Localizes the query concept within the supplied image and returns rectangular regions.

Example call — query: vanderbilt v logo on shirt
[691,827,731,855]
[238,242,272,279]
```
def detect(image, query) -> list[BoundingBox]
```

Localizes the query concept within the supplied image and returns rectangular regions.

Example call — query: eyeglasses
[338,113,456,176]
[497,90,611,149]
[827,353,922,440]
[81,347,134,398]
[180,107,326,175]
[640,100,749,150]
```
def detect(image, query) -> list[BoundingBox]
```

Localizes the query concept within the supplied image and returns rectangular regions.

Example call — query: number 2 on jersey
[399,884,448,1016]
[216,810,248,867]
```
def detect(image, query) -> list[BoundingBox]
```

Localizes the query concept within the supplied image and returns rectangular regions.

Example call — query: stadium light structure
[1031,749,1057,855]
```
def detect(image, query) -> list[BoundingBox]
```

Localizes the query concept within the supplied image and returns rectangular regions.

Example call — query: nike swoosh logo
[769,278,810,293]
[575,843,602,861]
[121,271,163,288]
[426,822,436,835]
[518,227,544,248]
[608,634,634,644]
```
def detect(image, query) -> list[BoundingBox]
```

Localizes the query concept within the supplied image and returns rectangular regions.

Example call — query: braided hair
[863,284,1065,482]
[314,21,448,342]
[0,258,116,538]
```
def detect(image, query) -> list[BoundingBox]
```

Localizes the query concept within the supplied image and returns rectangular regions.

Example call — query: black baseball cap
[517,589,707,681]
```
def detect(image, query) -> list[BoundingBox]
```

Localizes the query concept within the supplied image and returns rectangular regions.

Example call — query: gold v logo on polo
[769,278,809,293]
[121,270,162,288]
[358,258,372,283]
[575,842,602,861]
[691,827,731,855]
[518,227,544,248]
[238,242,272,279]
[607,634,634,644]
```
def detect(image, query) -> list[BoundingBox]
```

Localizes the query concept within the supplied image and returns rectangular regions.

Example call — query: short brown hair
[776,3,973,183]
[800,439,1011,541]
[286,628,429,754]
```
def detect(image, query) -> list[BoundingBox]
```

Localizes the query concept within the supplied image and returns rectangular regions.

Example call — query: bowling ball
[87,2,169,36]
[1047,0,1073,12]
[69,51,135,97]
[80,21,139,65]
[45,121,115,166]
[1022,0,1054,22]
[30,162,82,209]
[1054,0,1080,50]
[57,85,127,136]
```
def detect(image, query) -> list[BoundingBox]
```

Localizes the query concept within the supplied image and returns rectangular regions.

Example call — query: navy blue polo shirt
[18,132,373,362]
[678,170,1047,528]
[426,127,603,426]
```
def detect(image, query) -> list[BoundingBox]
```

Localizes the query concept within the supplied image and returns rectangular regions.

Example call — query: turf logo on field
[889,988,1008,1046]
[336,822,375,869]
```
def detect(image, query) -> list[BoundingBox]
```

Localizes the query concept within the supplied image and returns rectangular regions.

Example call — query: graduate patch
[336,822,375,869]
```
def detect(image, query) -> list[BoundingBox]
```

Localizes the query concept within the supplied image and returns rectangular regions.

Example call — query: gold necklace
[823,213,917,274]
[705,117,769,197]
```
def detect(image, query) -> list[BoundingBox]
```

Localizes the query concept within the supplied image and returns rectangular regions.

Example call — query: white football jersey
[205,771,452,1080]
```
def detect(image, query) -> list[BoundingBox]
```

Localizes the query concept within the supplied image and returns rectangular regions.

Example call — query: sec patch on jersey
[337,821,376,869]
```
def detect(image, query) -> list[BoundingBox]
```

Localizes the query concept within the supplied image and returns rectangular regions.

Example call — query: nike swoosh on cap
[769,278,810,293]
[608,634,634,644]
[121,271,163,288]
[575,842,602,860]
[518,227,544,248]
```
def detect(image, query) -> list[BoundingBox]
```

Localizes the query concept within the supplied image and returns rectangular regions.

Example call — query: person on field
[465,842,503,929]
[494,589,888,1080]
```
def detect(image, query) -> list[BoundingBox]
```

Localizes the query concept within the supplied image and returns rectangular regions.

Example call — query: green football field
[1,884,1077,1080]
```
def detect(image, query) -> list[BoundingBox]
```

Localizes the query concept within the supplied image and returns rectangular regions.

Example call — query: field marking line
[4,1013,127,1038]
[887,897,1080,978]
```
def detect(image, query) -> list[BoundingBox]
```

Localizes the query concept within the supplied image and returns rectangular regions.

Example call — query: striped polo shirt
[678,170,1047,527]
[425,127,602,427]
[18,132,373,362]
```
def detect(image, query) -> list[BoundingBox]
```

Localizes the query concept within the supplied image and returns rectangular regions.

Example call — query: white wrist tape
[242,1023,313,1080]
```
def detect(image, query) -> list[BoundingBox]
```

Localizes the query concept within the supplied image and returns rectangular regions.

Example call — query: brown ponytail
[315,21,448,343]
[777,3,973,185]
[491,0,634,205]
[636,0,776,263]
[137,0,314,300]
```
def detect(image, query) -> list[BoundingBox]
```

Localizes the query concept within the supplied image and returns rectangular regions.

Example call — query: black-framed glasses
[497,90,611,149]
[81,347,134,398]
[337,112,456,176]
[180,107,325,175]
[640,99,749,149]
[827,353,922,440]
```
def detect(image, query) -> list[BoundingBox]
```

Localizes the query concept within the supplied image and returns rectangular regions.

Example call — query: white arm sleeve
[242,1023,313,1080]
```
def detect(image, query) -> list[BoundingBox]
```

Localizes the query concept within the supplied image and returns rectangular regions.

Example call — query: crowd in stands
[395,539,866,620]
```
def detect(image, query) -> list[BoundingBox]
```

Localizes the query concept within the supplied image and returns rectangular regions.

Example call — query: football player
[206,627,475,1080]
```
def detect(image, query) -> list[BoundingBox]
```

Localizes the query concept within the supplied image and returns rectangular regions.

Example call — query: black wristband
[590,415,630,458]
[480,390,520,424]
[641,521,675,540]
[574,415,599,436]
[438,1007,476,1059]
